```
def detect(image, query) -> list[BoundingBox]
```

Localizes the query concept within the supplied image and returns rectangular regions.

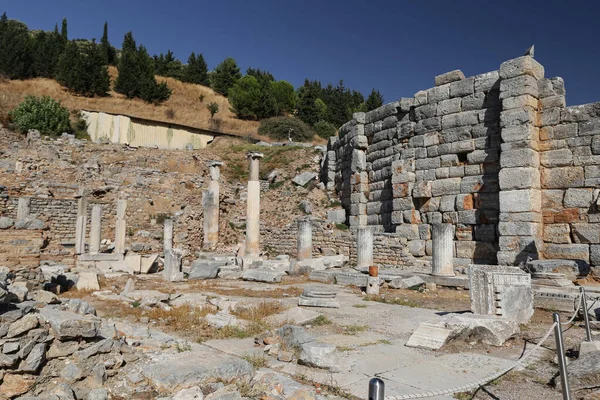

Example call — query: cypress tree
[182,52,209,86]
[114,32,140,98]
[296,80,322,126]
[61,18,67,40]
[99,22,116,65]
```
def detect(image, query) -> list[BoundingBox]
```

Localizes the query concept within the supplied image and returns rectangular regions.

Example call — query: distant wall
[322,55,600,269]
[82,111,215,150]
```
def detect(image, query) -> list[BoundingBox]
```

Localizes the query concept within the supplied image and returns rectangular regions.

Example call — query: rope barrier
[382,293,586,400]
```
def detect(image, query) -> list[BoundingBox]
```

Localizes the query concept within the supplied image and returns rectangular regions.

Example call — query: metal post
[580,287,592,342]
[553,313,572,400]
[368,378,385,400]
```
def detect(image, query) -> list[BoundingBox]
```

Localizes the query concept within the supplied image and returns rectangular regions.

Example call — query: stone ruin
[320,54,600,276]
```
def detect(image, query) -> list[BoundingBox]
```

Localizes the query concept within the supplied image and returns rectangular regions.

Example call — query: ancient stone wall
[262,220,417,269]
[323,55,600,269]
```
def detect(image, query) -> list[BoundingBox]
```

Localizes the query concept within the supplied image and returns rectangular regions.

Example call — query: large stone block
[499,75,539,99]
[455,241,496,259]
[501,125,539,143]
[428,85,450,103]
[395,224,420,240]
[431,178,461,196]
[462,93,486,111]
[500,107,537,128]
[502,94,539,111]
[571,223,600,244]
[541,167,584,189]
[498,222,541,236]
[500,148,539,168]
[543,224,571,244]
[499,56,545,80]
[543,244,589,263]
[474,71,500,93]
[498,167,540,190]
[499,189,541,213]
[540,149,573,167]
[435,70,465,86]
[449,77,474,98]
[563,188,593,208]
[469,264,534,323]
[436,98,462,116]
[441,111,479,129]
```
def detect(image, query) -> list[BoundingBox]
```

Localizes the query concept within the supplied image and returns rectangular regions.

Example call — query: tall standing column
[203,161,223,249]
[297,218,313,261]
[75,193,87,254]
[432,223,455,276]
[16,197,31,220]
[89,204,102,254]
[115,199,127,254]
[356,226,373,270]
[245,152,264,259]
[164,218,173,253]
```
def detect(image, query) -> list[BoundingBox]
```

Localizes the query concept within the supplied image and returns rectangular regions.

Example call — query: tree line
[0,12,385,135]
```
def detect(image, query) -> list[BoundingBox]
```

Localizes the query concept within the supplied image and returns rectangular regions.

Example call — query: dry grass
[0,66,260,137]
[231,301,287,320]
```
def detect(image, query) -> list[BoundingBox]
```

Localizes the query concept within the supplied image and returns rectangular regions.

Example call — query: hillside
[0,66,261,137]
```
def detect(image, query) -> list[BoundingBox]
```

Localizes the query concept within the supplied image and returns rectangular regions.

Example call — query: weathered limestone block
[412,181,432,198]
[540,149,573,168]
[502,94,539,111]
[543,224,572,244]
[449,77,474,98]
[435,70,465,86]
[541,167,584,189]
[499,75,539,99]
[441,111,479,129]
[541,95,566,109]
[501,125,539,143]
[499,189,541,213]
[498,167,540,191]
[474,71,500,93]
[431,178,461,196]
[571,223,600,244]
[499,56,545,80]
[500,107,537,128]
[563,188,593,208]
[498,222,541,237]
[395,224,419,240]
[500,148,540,169]
[543,244,590,263]
[436,98,461,116]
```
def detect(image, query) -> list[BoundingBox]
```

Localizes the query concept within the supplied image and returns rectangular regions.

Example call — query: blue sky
[3,0,599,106]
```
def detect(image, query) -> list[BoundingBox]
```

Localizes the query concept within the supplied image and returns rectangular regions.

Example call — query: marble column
[75,194,87,255]
[164,218,173,253]
[356,226,373,271]
[245,152,264,258]
[163,248,184,282]
[432,223,455,276]
[115,199,127,254]
[297,218,313,261]
[203,161,223,249]
[89,204,102,254]
[16,197,31,220]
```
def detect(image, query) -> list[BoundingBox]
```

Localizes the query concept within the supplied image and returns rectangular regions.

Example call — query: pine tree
[114,32,140,98]
[364,89,384,111]
[296,80,322,126]
[182,52,209,86]
[211,57,241,96]
[271,80,296,115]
[56,40,81,92]
[61,18,67,40]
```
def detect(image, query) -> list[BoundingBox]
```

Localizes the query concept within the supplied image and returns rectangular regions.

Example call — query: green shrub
[258,116,314,142]
[314,120,337,139]
[10,96,70,136]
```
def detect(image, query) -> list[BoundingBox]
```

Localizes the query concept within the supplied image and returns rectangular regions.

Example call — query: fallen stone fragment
[73,338,113,361]
[276,325,315,348]
[205,311,243,329]
[292,172,317,187]
[0,373,36,398]
[47,340,80,359]
[38,307,100,340]
[189,260,222,280]
[61,299,97,316]
[18,342,46,373]
[268,307,321,326]
[298,295,340,309]
[76,272,100,291]
[568,350,600,390]
[7,314,39,338]
[299,342,340,372]
[389,276,425,290]
[242,269,284,283]
[405,323,454,350]
[205,384,242,400]
[579,341,600,356]
[525,259,581,281]
[0,353,19,368]
[28,290,60,304]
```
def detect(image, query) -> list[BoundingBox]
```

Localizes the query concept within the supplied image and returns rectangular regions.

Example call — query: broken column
[163,248,184,282]
[297,218,312,261]
[114,199,127,255]
[431,223,455,276]
[356,226,373,271]
[75,193,87,255]
[245,152,264,259]
[16,197,31,220]
[203,161,223,249]
[366,266,380,295]
[163,218,173,253]
[89,204,102,254]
